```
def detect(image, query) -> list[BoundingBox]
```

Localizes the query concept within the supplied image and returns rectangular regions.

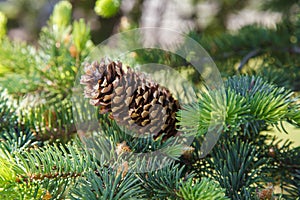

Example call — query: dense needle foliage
[0,1,299,199]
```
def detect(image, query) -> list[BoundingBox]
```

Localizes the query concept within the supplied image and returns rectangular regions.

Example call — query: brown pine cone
[80,59,180,140]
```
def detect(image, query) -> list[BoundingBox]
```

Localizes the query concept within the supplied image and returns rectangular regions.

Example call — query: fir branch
[0,88,39,153]
[82,120,190,174]
[14,140,95,177]
[136,162,188,199]
[0,39,40,96]
[178,88,250,136]
[0,140,97,199]
[0,126,38,153]
[188,17,300,91]
[226,76,299,131]
[262,138,300,199]
[19,98,76,142]
[176,178,229,200]
[286,169,300,198]
[0,88,17,131]
[0,1,93,145]
[207,139,266,200]
[0,149,45,199]
[70,165,146,200]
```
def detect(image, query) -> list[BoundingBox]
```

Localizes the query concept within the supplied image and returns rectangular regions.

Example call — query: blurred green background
[1,0,298,43]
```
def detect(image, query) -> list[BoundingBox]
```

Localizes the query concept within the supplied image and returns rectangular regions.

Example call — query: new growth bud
[94,0,120,18]
[51,1,72,30]
[72,19,90,53]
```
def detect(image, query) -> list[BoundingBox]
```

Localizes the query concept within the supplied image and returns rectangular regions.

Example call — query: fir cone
[80,59,180,140]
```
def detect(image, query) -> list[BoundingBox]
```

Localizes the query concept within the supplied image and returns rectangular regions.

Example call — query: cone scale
[80,59,180,140]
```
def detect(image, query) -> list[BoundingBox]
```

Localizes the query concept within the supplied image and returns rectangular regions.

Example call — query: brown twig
[238,49,261,71]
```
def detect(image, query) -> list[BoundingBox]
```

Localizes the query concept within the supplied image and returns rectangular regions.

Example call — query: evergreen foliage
[176,178,228,200]
[0,1,299,200]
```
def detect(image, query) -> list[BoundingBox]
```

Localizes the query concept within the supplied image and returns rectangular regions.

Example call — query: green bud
[94,0,120,18]
[0,12,7,39]
[52,1,72,29]
[72,18,90,52]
